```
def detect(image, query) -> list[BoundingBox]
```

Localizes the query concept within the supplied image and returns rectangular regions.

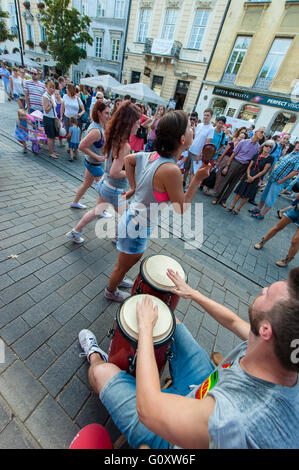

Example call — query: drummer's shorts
[100,323,215,449]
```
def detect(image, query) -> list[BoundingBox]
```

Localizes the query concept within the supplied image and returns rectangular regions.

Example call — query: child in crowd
[14,108,29,153]
[67,116,81,162]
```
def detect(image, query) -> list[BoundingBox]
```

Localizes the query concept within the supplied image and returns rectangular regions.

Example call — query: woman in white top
[9,67,24,109]
[60,83,85,146]
[42,79,58,160]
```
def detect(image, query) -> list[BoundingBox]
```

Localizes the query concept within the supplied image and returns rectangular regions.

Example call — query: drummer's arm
[136,298,214,449]
[167,270,250,341]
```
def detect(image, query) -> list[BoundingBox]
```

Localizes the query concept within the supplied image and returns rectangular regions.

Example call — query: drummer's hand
[136,296,158,332]
[167,269,194,299]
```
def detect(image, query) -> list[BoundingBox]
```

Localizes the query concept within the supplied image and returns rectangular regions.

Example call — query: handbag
[136,125,147,140]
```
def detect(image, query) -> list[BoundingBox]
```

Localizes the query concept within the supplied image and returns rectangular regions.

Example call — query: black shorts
[43,116,57,139]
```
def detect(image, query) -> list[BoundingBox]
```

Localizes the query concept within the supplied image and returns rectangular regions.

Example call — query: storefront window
[211,98,227,117]
[270,112,297,134]
[237,104,260,122]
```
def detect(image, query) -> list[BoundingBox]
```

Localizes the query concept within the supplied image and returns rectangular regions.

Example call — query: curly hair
[103,100,141,158]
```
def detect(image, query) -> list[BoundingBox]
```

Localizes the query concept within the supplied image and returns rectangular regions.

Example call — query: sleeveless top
[129,151,175,226]
[85,122,105,165]
[43,92,56,118]
[104,149,128,190]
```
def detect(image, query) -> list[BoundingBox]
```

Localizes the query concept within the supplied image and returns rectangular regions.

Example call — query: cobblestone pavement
[0,101,297,449]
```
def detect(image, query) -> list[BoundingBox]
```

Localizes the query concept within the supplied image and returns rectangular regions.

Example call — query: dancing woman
[66,101,141,245]
[104,110,211,302]
[69,101,111,210]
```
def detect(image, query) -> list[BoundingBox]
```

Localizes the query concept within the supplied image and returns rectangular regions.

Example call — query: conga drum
[108,294,176,376]
[131,255,187,311]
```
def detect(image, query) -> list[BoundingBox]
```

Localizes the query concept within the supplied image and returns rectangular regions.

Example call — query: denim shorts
[116,209,152,254]
[100,323,215,449]
[69,142,79,150]
[84,159,104,178]
[285,207,299,227]
[96,179,127,209]
[260,180,283,208]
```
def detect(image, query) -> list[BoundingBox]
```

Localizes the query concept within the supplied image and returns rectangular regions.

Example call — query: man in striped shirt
[24,68,46,113]
[251,143,299,220]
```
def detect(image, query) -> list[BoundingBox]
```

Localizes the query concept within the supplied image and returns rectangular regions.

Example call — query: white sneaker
[104,288,130,303]
[70,202,87,209]
[99,210,112,218]
[78,329,108,363]
[118,278,134,289]
[66,229,84,244]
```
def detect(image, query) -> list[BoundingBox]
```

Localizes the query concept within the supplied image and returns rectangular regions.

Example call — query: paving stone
[0,275,40,305]
[40,342,84,397]
[8,258,46,282]
[0,360,46,421]
[34,258,70,282]
[0,293,35,328]
[0,395,12,433]
[25,395,79,449]
[0,273,14,291]
[52,291,91,325]
[12,316,61,360]
[82,273,110,300]
[75,393,109,429]
[0,419,38,449]
[47,313,91,356]
[0,317,31,345]
[28,274,66,303]
[58,376,90,419]
[25,344,57,378]
[196,327,215,357]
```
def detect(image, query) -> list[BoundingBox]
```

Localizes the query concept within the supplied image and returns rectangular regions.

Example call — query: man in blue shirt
[270,133,290,167]
[251,143,299,220]
[0,61,12,101]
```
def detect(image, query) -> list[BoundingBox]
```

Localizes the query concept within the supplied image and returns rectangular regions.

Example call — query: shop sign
[213,86,299,113]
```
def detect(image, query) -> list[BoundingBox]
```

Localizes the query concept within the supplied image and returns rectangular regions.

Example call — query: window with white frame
[161,9,178,41]
[257,38,292,81]
[111,37,121,61]
[27,24,33,42]
[97,0,105,17]
[188,9,209,50]
[137,9,151,43]
[115,0,126,19]
[9,3,17,27]
[81,0,88,16]
[95,36,103,58]
[224,36,252,76]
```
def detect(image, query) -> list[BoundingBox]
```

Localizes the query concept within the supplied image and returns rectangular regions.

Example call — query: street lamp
[14,0,24,67]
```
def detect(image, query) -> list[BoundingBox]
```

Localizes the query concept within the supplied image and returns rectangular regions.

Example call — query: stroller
[27,110,48,154]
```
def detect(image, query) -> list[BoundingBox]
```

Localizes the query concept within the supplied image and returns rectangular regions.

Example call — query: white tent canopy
[80,74,121,91]
[0,53,37,68]
[112,82,167,106]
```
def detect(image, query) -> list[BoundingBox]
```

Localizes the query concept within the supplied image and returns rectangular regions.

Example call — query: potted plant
[23,2,31,10]
[26,40,34,49]
[39,41,47,51]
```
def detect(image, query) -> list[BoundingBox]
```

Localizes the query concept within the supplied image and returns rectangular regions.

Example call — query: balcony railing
[144,38,182,60]
[221,72,237,85]
[254,77,272,90]
[10,26,18,36]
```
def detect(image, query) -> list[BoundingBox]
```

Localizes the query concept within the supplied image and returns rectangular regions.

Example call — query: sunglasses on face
[264,145,272,148]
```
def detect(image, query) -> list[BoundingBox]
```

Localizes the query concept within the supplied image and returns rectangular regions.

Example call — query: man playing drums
[78,267,299,449]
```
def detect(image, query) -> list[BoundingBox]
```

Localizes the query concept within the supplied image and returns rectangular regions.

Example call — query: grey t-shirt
[186,342,299,449]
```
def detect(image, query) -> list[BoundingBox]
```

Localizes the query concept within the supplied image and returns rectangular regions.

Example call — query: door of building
[174,80,190,110]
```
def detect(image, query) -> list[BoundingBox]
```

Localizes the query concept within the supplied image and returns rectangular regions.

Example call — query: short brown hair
[250,267,299,372]
[154,110,189,159]
[204,108,213,116]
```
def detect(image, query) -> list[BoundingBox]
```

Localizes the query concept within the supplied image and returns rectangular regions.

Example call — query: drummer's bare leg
[88,353,121,395]
[108,251,143,292]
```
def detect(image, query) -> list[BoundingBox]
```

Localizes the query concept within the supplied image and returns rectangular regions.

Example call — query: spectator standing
[212,127,265,208]
[9,67,24,109]
[67,116,81,162]
[60,83,85,139]
[24,68,46,113]
[183,108,214,187]
[248,124,255,138]
[250,142,299,220]
[14,108,29,153]
[146,106,166,151]
[0,61,12,101]
[270,134,290,167]
[129,104,151,153]
[42,79,59,160]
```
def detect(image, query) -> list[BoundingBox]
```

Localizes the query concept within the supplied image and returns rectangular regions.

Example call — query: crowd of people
[1,60,299,450]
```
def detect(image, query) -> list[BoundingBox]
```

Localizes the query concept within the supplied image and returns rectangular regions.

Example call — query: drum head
[142,255,186,292]
[119,294,174,344]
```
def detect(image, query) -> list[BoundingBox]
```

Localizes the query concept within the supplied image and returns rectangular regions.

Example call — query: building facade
[71,0,131,83]
[196,0,299,137]
[121,0,229,113]
[0,0,22,54]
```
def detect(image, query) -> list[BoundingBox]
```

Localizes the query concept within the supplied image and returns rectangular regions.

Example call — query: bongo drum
[131,255,187,311]
[108,294,176,376]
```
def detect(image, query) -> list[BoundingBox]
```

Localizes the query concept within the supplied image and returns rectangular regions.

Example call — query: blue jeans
[100,323,215,449]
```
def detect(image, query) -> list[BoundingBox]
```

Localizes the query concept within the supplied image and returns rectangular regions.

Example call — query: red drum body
[108,295,176,376]
[131,255,187,312]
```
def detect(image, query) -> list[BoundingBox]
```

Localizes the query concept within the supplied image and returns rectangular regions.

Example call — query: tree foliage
[40,0,93,73]
[0,10,16,43]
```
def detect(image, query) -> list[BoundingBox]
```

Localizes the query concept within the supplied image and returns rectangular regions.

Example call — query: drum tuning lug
[107,328,115,339]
